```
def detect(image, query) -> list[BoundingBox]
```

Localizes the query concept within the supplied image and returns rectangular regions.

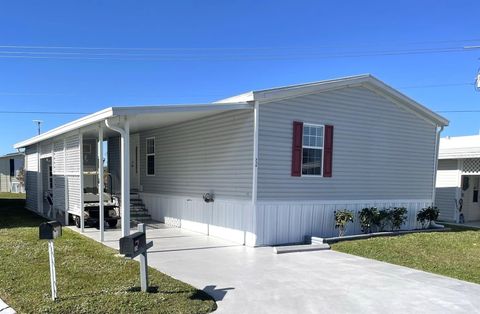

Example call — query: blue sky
[0,0,479,155]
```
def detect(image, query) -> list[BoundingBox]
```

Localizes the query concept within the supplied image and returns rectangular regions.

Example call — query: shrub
[416,206,439,229]
[334,209,354,237]
[389,207,408,231]
[358,207,379,233]
[374,208,391,232]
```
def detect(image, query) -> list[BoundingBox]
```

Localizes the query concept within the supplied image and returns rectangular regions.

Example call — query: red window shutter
[323,125,334,177]
[291,121,303,177]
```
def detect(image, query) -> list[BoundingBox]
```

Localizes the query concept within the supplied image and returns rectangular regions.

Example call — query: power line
[399,82,474,89]
[0,38,479,51]
[0,46,475,62]
[0,111,89,115]
[436,110,480,113]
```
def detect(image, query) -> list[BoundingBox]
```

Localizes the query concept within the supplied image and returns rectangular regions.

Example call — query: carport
[15,102,254,242]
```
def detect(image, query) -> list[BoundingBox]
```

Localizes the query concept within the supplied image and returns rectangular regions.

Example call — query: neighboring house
[0,152,24,193]
[435,135,480,223]
[14,74,448,246]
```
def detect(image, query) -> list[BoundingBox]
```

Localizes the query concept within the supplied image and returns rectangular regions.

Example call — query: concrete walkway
[0,298,15,314]
[73,224,480,314]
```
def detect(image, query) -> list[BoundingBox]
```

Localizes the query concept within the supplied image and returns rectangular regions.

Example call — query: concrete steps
[273,243,331,254]
[129,191,152,222]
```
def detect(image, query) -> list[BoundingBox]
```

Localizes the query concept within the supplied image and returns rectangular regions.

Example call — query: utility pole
[476,70,480,91]
[33,120,43,135]
[464,46,480,91]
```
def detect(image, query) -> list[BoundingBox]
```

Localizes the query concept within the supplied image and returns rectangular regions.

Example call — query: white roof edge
[112,102,251,115]
[14,102,252,149]
[215,92,255,103]
[218,74,448,126]
[14,107,114,149]
[0,152,24,158]
[364,76,449,127]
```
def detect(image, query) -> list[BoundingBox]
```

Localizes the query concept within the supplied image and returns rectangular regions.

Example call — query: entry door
[130,134,140,190]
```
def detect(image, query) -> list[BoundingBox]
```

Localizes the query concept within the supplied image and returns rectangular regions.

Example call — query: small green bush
[417,206,439,229]
[359,207,379,233]
[389,207,408,231]
[375,208,391,232]
[334,209,354,237]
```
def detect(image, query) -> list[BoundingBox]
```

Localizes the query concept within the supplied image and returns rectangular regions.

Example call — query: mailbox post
[39,221,62,301]
[119,223,153,292]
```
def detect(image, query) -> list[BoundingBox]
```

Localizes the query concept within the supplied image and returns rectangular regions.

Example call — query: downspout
[247,100,259,247]
[105,118,130,237]
[432,125,444,207]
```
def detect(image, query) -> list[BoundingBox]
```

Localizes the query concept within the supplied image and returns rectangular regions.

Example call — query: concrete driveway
[74,224,480,314]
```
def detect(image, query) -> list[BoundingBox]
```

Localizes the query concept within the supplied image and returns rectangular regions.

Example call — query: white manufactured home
[0,152,24,193]
[435,135,480,224]
[14,75,448,246]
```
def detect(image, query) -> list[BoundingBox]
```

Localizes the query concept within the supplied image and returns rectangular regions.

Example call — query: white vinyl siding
[63,134,82,215]
[65,135,81,175]
[40,141,53,159]
[25,146,38,211]
[138,110,253,199]
[435,159,459,221]
[257,86,437,201]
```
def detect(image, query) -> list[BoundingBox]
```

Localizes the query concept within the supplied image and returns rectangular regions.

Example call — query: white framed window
[302,123,324,176]
[146,137,155,176]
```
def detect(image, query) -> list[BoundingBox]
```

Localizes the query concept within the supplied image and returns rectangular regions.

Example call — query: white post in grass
[98,126,105,242]
[48,240,57,301]
[138,223,149,292]
[122,120,130,237]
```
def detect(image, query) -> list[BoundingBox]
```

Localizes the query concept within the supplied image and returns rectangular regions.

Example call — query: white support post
[51,144,56,220]
[64,138,69,226]
[98,126,105,242]
[122,120,130,237]
[105,118,130,237]
[79,132,85,232]
[37,143,42,215]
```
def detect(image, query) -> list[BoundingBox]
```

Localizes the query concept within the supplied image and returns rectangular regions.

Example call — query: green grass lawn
[0,195,216,314]
[332,227,480,284]
[0,192,26,199]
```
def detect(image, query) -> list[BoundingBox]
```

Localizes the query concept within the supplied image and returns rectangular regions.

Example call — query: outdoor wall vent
[203,192,215,203]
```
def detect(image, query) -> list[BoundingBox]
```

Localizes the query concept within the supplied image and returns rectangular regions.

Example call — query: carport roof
[13,102,251,149]
[439,135,480,159]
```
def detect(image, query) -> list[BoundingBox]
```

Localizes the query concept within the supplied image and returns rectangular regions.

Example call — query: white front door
[130,134,140,190]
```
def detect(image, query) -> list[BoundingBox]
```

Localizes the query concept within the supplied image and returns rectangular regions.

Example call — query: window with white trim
[302,124,324,176]
[146,137,155,176]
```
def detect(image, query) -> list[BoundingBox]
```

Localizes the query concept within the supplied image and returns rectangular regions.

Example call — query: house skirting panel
[140,194,431,247]
[255,199,432,246]
[139,193,253,245]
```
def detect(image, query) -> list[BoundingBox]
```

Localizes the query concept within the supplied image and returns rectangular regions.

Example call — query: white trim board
[257,199,432,205]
